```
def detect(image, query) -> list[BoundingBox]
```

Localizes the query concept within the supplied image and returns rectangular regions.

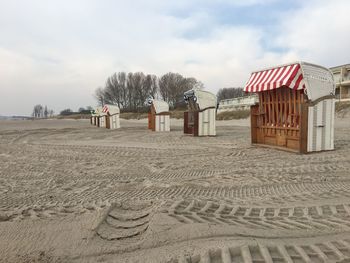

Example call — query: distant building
[217,94,258,112]
[330,64,350,101]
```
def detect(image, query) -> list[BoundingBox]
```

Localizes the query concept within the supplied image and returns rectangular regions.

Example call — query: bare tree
[94,87,105,106]
[117,72,128,109]
[217,87,244,101]
[32,104,54,118]
[159,73,201,108]
[44,105,48,118]
[95,71,202,111]
[144,74,159,99]
[100,72,148,111]
[159,73,183,108]
[131,72,146,111]
[194,80,204,90]
[126,72,136,111]
[104,73,120,107]
[32,104,43,118]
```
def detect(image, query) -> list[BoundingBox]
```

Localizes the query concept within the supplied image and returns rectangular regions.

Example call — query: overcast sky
[0,0,349,116]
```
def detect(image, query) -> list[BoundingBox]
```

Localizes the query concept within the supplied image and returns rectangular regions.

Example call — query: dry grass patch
[56,114,90,120]
[121,110,185,119]
[216,110,250,120]
[335,101,350,118]
[56,109,250,120]
[120,112,148,120]
[170,110,185,119]
[335,101,350,112]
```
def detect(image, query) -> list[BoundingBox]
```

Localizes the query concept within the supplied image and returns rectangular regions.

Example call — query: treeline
[60,106,94,116]
[32,104,54,118]
[216,87,245,101]
[31,105,96,117]
[95,72,203,111]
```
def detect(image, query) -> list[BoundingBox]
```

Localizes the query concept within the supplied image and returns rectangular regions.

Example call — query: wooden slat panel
[265,136,277,145]
[106,116,110,129]
[271,90,275,133]
[278,88,281,128]
[300,101,309,153]
[293,90,296,128]
[266,92,272,125]
[283,88,287,129]
[253,87,307,152]
[184,112,189,134]
[287,139,300,150]
[193,111,199,136]
[288,87,292,130]
[148,113,152,129]
[251,105,258,144]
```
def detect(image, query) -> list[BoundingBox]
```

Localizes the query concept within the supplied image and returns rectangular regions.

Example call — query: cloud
[275,0,350,67]
[0,0,348,115]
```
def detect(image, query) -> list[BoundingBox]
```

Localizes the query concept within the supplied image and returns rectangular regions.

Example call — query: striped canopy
[102,105,109,113]
[244,63,306,93]
[102,104,120,115]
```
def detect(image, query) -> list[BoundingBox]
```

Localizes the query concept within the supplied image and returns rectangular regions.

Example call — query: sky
[0,0,349,116]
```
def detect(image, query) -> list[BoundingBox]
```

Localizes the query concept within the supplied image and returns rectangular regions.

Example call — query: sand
[0,117,350,262]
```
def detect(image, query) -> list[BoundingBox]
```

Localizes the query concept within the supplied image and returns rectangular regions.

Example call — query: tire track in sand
[114,180,350,203]
[96,202,153,241]
[164,199,350,231]
[173,237,350,263]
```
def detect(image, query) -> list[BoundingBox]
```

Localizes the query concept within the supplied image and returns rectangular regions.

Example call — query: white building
[330,64,350,101]
[217,95,258,113]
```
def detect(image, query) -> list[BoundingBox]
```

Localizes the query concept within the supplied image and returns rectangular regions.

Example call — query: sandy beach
[1,117,350,262]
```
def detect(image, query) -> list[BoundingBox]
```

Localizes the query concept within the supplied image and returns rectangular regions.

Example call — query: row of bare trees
[32,105,54,118]
[58,106,94,116]
[95,72,203,111]
[216,87,245,101]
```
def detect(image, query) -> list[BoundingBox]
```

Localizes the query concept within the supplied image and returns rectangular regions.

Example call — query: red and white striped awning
[102,105,109,113]
[102,104,120,115]
[244,63,306,93]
